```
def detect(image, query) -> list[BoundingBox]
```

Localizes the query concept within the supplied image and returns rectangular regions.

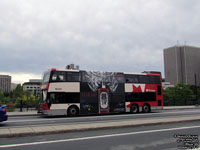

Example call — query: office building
[0,75,11,93]
[23,79,42,97]
[164,45,200,86]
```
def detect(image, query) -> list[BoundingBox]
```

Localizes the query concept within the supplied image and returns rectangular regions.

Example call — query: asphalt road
[0,120,199,150]
[2,109,200,129]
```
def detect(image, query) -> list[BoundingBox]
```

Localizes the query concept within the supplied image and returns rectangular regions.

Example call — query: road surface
[0,120,199,150]
[2,109,200,129]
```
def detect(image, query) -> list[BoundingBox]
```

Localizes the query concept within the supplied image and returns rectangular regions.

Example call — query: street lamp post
[194,73,198,104]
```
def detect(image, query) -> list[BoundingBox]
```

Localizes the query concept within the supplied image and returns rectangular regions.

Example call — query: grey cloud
[0,0,200,77]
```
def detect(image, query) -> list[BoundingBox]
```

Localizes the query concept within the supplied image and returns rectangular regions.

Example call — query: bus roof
[48,68,160,76]
[124,72,147,75]
[50,68,79,72]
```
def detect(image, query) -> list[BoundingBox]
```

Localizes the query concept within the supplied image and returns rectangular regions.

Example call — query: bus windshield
[42,71,50,83]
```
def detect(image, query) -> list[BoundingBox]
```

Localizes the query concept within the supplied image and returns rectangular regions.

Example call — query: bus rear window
[149,76,161,84]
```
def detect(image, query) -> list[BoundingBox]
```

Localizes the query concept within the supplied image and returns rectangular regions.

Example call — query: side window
[55,93,65,103]
[126,75,153,84]
[81,71,87,82]
[50,93,55,101]
[50,93,80,104]
[66,72,80,82]
[149,76,161,84]
[139,75,149,84]
[49,93,63,103]
[125,75,139,83]
[116,73,125,83]
[50,93,58,103]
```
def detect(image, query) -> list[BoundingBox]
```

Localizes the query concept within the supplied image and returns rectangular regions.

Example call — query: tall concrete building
[164,45,200,86]
[0,75,11,93]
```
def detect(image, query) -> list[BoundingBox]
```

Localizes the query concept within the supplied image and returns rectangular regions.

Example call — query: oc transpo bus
[39,68,163,116]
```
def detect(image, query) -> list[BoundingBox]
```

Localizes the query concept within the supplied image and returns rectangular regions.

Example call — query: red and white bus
[39,68,163,116]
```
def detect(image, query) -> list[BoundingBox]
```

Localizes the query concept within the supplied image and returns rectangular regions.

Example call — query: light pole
[194,73,198,104]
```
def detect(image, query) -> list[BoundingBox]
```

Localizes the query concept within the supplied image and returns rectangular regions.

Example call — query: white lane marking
[7,109,200,123]
[0,125,200,148]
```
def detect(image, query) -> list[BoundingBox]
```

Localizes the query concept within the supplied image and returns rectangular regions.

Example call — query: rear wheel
[68,106,79,117]
[130,104,139,113]
[142,104,151,113]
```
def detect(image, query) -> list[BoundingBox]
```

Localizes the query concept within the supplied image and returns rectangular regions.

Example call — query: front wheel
[68,106,79,117]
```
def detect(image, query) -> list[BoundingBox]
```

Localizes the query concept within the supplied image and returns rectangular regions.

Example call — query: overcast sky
[0,0,200,83]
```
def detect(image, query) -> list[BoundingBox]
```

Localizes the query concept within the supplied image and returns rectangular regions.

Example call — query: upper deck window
[50,71,80,82]
[125,74,161,84]
[125,75,139,83]
[51,71,66,82]
[67,72,80,82]
[149,76,161,84]
[139,75,150,84]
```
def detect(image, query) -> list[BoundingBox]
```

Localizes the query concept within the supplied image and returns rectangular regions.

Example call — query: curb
[7,106,200,117]
[164,106,200,110]
[1,116,200,138]
[8,114,38,117]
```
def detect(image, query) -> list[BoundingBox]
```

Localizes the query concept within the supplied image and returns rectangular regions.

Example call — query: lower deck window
[126,92,156,102]
[49,92,80,104]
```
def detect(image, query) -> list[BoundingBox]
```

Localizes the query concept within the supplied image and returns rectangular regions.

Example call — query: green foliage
[164,83,195,106]
[0,90,4,103]
[163,87,176,105]
[198,88,200,103]
[0,90,10,105]
[13,84,24,100]
[0,84,40,110]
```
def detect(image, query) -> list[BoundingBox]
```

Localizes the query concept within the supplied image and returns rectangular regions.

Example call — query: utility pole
[195,73,198,104]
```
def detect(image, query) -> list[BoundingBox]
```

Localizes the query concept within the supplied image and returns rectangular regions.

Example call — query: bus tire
[130,104,139,113]
[67,106,79,117]
[142,103,151,113]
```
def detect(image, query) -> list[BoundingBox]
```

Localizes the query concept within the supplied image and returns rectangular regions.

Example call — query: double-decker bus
[39,68,163,116]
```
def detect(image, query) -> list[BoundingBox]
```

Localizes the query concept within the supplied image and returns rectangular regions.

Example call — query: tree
[163,83,195,106]
[13,84,24,100]
[0,90,5,105]
[0,90,10,105]
[0,84,40,111]
[163,87,176,106]
[175,83,195,105]
[196,88,200,104]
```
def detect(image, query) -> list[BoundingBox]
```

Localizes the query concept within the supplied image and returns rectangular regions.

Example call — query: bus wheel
[142,104,151,113]
[130,104,139,113]
[68,106,79,117]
